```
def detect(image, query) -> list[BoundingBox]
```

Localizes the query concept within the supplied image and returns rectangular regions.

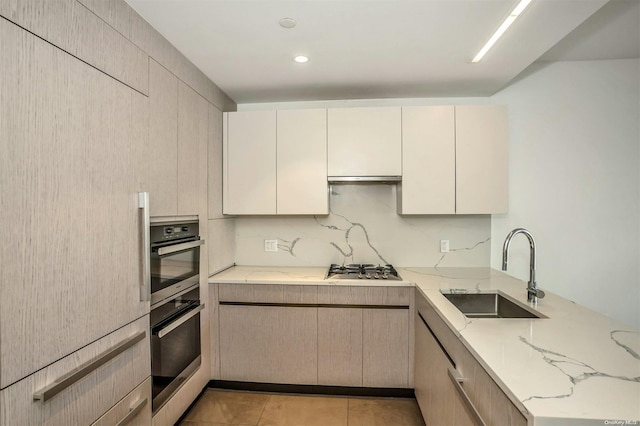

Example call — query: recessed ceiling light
[294,55,309,63]
[279,18,296,29]
[472,0,534,63]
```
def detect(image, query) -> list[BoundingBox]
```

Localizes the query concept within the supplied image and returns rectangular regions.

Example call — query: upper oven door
[150,237,203,305]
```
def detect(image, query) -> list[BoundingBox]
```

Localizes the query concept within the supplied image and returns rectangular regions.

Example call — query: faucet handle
[528,288,545,300]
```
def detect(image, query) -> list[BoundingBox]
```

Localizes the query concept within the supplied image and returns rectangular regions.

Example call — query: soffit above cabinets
[125,0,614,103]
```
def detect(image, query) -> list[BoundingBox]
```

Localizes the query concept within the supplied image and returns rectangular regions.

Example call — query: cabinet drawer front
[0,316,150,426]
[92,377,151,426]
[218,283,318,304]
[318,286,411,306]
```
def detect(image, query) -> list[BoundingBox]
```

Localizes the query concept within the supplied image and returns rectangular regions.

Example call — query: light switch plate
[440,240,450,253]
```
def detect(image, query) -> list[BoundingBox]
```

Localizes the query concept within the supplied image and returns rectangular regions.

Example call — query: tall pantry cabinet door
[399,106,455,214]
[0,20,147,387]
[277,109,328,214]
[455,105,508,214]
[148,59,178,216]
[178,81,209,217]
[223,111,277,214]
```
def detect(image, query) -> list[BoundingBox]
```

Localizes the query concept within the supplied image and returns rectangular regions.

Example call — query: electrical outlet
[264,239,278,252]
[440,240,450,253]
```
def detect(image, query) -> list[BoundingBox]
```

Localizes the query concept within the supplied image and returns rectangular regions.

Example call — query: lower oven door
[151,301,203,413]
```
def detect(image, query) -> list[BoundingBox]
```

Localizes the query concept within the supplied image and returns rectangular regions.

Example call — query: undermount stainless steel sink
[442,292,546,319]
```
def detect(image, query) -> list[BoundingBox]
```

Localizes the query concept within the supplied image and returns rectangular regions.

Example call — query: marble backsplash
[235,185,491,267]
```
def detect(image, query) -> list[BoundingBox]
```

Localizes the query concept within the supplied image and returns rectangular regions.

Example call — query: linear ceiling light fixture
[472,0,533,63]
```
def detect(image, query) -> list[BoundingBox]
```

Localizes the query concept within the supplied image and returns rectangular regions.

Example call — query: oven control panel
[150,221,199,243]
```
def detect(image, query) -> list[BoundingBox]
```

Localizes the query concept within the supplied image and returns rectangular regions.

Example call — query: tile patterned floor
[179,389,426,426]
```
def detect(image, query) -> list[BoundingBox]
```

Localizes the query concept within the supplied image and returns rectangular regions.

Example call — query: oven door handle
[156,304,205,339]
[157,239,204,256]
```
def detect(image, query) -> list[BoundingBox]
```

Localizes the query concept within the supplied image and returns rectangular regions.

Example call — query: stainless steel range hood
[328,176,402,184]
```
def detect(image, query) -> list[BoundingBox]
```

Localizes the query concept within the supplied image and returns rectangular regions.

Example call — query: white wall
[491,59,640,328]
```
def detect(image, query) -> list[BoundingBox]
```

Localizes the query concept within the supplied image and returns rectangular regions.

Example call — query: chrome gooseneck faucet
[502,228,545,303]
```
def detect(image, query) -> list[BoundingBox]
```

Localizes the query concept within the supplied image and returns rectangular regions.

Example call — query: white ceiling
[126,0,638,104]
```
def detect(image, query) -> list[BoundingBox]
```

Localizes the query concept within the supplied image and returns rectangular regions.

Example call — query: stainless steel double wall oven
[149,219,204,413]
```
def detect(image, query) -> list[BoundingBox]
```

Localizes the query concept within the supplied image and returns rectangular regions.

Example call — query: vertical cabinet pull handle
[33,331,146,402]
[447,368,487,426]
[138,192,151,302]
[116,397,148,426]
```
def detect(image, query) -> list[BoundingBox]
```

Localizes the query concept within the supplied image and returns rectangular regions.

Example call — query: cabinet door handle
[447,368,487,426]
[116,396,148,426]
[156,239,204,256]
[33,331,146,402]
[156,304,204,338]
[138,192,151,302]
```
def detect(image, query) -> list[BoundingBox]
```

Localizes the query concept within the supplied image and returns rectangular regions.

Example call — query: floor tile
[257,394,348,426]
[347,397,426,426]
[182,389,270,425]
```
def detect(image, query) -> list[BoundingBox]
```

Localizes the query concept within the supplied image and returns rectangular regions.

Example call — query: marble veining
[314,208,389,265]
[518,335,640,403]
[611,330,640,360]
[433,236,491,268]
[234,185,491,266]
[276,237,300,256]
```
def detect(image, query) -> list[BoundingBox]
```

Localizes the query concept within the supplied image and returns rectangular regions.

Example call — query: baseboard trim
[207,380,415,398]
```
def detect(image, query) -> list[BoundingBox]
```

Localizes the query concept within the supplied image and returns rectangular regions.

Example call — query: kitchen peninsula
[210,266,640,425]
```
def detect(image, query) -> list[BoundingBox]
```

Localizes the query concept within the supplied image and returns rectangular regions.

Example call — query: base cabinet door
[415,314,476,426]
[317,308,363,386]
[219,305,317,384]
[0,317,150,426]
[362,308,409,388]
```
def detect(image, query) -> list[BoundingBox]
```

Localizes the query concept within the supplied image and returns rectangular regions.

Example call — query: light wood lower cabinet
[219,304,318,384]
[415,290,528,426]
[363,308,409,388]
[415,313,476,426]
[216,284,412,388]
[92,377,152,426]
[318,308,363,386]
[0,316,150,426]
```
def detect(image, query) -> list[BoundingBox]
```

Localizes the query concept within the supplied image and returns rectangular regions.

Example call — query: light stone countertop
[209,265,640,425]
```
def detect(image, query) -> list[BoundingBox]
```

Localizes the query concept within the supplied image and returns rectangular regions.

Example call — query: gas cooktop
[326,264,402,281]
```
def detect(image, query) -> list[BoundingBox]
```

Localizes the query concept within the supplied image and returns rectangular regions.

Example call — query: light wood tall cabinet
[178,81,209,217]
[399,105,508,215]
[223,110,328,215]
[328,107,402,177]
[148,59,179,216]
[0,17,149,389]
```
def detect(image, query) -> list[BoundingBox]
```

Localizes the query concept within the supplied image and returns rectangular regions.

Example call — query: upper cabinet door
[277,109,328,215]
[328,107,401,177]
[177,81,209,217]
[223,110,277,215]
[148,59,178,217]
[455,105,509,214]
[400,106,456,214]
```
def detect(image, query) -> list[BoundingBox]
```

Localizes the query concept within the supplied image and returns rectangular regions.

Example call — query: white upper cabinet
[399,105,508,215]
[400,106,456,214]
[223,110,328,215]
[223,110,277,214]
[328,107,402,177]
[277,109,328,215]
[456,105,508,214]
